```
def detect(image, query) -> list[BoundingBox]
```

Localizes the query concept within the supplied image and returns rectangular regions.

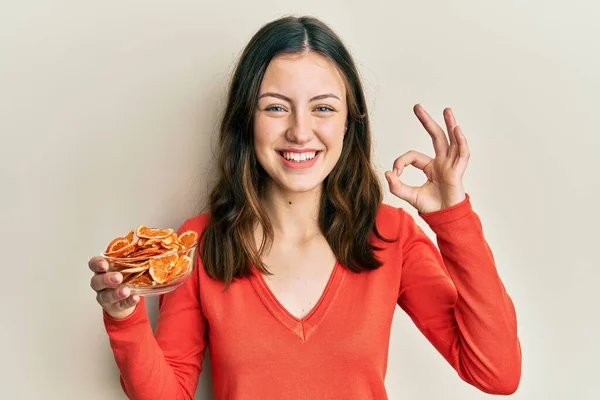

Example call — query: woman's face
[253,51,348,195]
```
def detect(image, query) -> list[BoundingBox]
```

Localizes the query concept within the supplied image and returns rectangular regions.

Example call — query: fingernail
[111,274,121,283]
[119,288,127,297]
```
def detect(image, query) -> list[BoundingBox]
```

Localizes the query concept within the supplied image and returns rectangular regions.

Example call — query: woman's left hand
[385,104,469,214]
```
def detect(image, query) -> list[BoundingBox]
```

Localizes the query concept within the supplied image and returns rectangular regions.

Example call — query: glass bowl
[101,242,198,296]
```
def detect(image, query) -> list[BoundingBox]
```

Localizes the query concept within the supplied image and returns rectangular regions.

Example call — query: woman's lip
[278,150,321,169]
[277,148,322,153]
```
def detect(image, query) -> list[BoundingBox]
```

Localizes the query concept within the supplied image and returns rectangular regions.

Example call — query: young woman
[89,15,521,399]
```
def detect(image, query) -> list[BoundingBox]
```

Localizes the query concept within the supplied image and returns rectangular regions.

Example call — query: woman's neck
[260,181,323,244]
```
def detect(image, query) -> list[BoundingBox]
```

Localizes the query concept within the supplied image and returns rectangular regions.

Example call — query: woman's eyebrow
[258,92,341,103]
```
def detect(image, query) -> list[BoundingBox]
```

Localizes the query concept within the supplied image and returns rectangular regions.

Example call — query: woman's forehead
[259,52,346,100]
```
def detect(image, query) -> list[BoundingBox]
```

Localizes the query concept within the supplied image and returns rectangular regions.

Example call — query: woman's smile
[277,150,323,170]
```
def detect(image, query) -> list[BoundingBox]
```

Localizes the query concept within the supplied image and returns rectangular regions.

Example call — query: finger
[413,104,449,157]
[90,271,122,292]
[89,256,108,273]
[443,107,458,147]
[97,284,131,307]
[118,294,141,311]
[454,126,470,169]
[385,170,419,204]
[392,150,433,176]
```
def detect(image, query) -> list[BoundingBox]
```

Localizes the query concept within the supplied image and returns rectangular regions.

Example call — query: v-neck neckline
[249,259,346,342]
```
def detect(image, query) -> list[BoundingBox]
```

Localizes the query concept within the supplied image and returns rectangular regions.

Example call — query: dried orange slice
[125,229,135,243]
[178,231,199,249]
[140,238,163,247]
[161,233,178,245]
[113,259,147,269]
[120,264,150,274]
[136,225,174,240]
[129,274,154,287]
[111,261,130,271]
[126,247,166,259]
[149,253,179,284]
[171,255,192,280]
[105,237,129,254]
[105,240,138,257]
[122,269,143,283]
[163,243,181,251]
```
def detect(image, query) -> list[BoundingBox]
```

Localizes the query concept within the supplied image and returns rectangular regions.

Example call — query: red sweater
[103,193,521,399]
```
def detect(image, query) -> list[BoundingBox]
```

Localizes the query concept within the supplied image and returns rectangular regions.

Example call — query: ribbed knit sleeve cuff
[103,296,149,331]
[418,193,473,226]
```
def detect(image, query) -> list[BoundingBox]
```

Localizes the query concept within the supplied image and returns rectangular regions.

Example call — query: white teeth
[281,151,317,162]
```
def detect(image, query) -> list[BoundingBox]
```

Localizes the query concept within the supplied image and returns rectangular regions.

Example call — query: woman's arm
[103,220,208,400]
[397,194,522,395]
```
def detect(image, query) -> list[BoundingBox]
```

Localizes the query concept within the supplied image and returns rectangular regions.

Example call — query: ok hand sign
[385,104,469,214]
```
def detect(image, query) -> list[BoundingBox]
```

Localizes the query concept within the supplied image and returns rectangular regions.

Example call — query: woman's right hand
[89,256,140,319]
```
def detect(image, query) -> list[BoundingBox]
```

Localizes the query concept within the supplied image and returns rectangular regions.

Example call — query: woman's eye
[315,106,334,113]
[264,105,334,113]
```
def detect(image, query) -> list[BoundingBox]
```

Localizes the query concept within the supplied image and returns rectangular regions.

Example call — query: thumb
[385,170,418,203]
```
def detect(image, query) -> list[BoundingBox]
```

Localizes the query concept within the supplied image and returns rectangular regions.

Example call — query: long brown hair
[201,15,395,287]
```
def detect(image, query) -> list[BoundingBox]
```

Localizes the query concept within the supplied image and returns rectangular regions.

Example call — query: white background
[1,0,598,399]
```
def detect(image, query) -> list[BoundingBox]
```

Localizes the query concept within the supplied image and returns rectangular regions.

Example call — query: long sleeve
[103,220,209,400]
[397,193,522,395]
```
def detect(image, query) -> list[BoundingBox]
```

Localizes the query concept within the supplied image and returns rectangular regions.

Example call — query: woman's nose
[286,111,313,144]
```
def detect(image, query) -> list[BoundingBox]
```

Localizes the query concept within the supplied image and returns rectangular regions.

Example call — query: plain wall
[1,0,599,399]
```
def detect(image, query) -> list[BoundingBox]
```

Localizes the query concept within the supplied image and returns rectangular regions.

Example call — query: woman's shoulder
[373,202,411,242]
[376,202,409,226]
[177,211,211,235]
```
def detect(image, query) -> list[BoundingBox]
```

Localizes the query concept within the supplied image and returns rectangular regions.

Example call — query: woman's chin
[278,177,324,194]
